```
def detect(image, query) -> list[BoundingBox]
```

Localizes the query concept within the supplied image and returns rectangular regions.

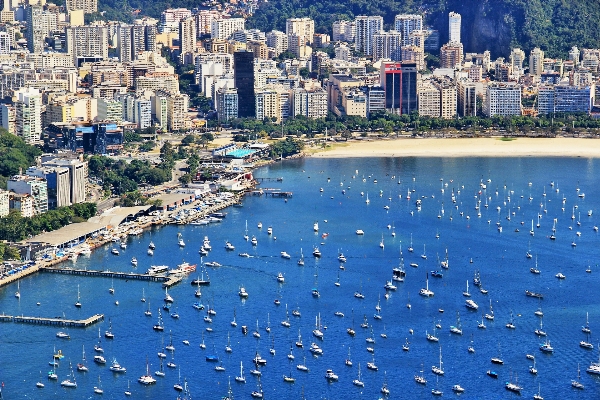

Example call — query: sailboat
[235,361,246,383]
[312,267,320,297]
[138,357,156,385]
[105,318,114,339]
[379,234,384,249]
[313,313,324,339]
[506,310,516,329]
[450,311,463,335]
[571,363,585,389]
[15,280,20,299]
[485,299,495,320]
[251,376,264,398]
[153,308,164,331]
[432,346,444,375]
[109,277,114,294]
[244,220,249,241]
[421,244,427,259]
[352,363,364,386]
[408,233,414,252]
[74,284,81,307]
[94,327,104,352]
[463,280,471,297]
[77,345,88,372]
[530,219,535,236]
[414,363,427,384]
[93,375,103,394]
[345,347,353,366]
[582,312,592,334]
[60,362,77,388]
[297,248,304,266]
[419,273,434,297]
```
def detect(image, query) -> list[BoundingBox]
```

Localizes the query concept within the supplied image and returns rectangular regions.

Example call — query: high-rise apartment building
[332,20,355,42]
[485,82,521,116]
[286,18,314,45]
[569,46,581,66]
[97,98,124,122]
[291,87,327,119]
[26,166,70,208]
[510,48,526,76]
[380,61,417,115]
[216,88,238,122]
[440,42,463,68]
[529,47,544,76]
[66,25,109,65]
[179,16,197,56]
[196,10,222,36]
[26,5,57,53]
[65,0,97,13]
[372,30,402,61]
[117,24,157,63]
[42,156,88,205]
[418,81,440,117]
[14,87,42,145]
[401,45,425,71]
[434,80,457,119]
[255,89,281,122]
[266,30,288,55]
[0,31,12,53]
[394,14,423,47]
[234,50,255,118]
[457,80,477,116]
[211,18,245,40]
[7,175,48,215]
[448,12,461,44]
[354,16,383,56]
[0,189,8,217]
[166,92,189,131]
[537,84,594,115]
[159,8,191,33]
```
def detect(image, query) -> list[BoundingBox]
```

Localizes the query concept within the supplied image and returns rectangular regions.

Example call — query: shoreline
[309,137,600,158]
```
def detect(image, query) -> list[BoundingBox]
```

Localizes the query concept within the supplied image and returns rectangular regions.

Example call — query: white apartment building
[66,25,109,65]
[266,30,288,55]
[14,87,42,145]
[291,87,327,119]
[255,89,281,122]
[7,175,48,215]
[159,8,191,33]
[65,0,97,13]
[529,47,544,76]
[0,31,12,54]
[449,12,461,44]
[394,14,423,46]
[179,16,197,59]
[42,156,88,205]
[216,88,238,122]
[196,10,222,36]
[332,20,355,42]
[211,18,245,40]
[373,30,402,61]
[354,16,383,56]
[286,18,314,45]
[485,82,522,117]
[136,74,179,93]
[510,48,526,76]
[97,98,123,122]
[0,189,9,217]
[418,82,440,117]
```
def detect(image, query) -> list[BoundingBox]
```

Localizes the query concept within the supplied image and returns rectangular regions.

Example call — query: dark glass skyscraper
[380,61,417,115]
[234,50,256,118]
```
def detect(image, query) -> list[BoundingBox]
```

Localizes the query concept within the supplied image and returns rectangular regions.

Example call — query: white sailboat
[74,284,81,307]
[235,361,246,383]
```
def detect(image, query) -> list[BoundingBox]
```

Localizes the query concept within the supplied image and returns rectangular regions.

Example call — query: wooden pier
[41,267,184,288]
[0,313,104,327]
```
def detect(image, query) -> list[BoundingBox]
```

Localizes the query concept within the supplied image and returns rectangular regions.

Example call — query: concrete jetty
[0,313,104,327]
[40,267,184,288]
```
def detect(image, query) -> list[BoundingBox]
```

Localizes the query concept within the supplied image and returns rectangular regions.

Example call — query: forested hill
[246,0,600,58]
[97,0,600,58]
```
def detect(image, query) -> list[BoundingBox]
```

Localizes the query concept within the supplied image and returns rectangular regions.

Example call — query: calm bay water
[1,157,600,399]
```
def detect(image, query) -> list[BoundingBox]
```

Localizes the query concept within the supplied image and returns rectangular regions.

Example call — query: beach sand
[311,137,600,158]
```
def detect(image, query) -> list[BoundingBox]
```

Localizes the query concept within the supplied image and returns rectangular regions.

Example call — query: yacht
[111,248,119,255]
[110,359,126,373]
[267,226,273,235]
[138,359,156,385]
[276,272,285,283]
[355,229,365,235]
[452,385,465,393]
[431,347,444,375]
[450,311,463,335]
[238,286,249,298]
[224,241,235,251]
[131,257,137,266]
[147,265,169,275]
[555,272,566,279]
[465,299,479,310]
[280,251,291,259]
[337,253,346,262]
[539,339,554,353]
[251,236,258,246]
[325,369,338,381]
[312,247,321,257]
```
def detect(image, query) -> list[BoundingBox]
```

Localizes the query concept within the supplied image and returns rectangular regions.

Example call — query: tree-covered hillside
[97,0,600,58]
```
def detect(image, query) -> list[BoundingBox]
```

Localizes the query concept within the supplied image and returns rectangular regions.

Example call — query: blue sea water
[1,157,600,399]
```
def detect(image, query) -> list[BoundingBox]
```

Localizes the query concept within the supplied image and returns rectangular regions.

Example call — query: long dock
[0,313,104,327]
[40,267,183,288]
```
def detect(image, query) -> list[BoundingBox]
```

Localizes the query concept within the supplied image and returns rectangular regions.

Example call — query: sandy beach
[311,137,600,158]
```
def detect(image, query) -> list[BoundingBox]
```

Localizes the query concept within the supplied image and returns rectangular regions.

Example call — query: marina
[1,156,600,399]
